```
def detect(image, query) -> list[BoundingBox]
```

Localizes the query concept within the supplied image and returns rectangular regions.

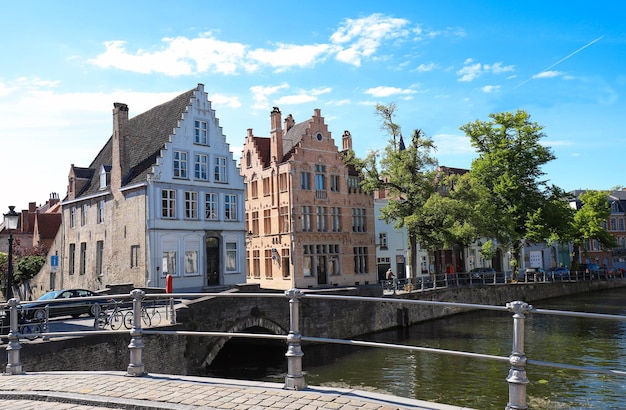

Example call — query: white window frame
[214,156,227,182]
[185,191,198,219]
[194,120,208,145]
[224,194,238,221]
[174,151,188,179]
[162,189,176,219]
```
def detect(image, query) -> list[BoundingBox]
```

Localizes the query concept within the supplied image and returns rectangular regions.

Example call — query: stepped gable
[77,87,197,198]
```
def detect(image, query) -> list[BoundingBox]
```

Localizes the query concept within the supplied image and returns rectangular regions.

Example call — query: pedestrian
[386,268,394,280]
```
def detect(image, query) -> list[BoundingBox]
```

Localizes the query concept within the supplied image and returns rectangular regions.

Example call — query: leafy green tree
[15,255,46,285]
[357,103,439,276]
[460,109,563,261]
[570,190,616,269]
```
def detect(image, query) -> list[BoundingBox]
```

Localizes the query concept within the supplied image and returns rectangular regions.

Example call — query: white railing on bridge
[2,287,626,410]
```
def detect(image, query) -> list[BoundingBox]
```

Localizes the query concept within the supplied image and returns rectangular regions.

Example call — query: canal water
[207,288,626,409]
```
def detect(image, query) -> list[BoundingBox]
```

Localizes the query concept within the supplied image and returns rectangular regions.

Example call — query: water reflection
[207,288,626,409]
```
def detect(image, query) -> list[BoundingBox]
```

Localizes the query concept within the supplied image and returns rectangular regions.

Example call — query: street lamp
[3,206,19,300]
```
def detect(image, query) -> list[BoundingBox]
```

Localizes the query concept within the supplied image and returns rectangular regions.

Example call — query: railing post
[284,288,306,390]
[4,298,24,375]
[126,289,147,377]
[505,300,532,410]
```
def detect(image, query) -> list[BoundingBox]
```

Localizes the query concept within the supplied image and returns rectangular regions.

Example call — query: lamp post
[3,206,19,300]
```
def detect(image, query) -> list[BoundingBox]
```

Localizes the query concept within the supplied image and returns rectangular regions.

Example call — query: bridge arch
[203,316,287,366]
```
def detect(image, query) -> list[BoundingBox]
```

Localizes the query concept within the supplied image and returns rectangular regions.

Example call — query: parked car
[547,266,570,281]
[577,263,600,276]
[20,289,110,321]
[607,267,621,278]
[469,267,496,281]
[520,267,546,282]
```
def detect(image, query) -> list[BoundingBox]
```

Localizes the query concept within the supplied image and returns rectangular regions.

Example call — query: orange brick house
[241,107,376,290]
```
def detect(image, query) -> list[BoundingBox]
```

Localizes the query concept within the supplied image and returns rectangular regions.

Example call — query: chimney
[284,114,295,132]
[342,130,353,151]
[112,102,129,191]
[270,107,283,163]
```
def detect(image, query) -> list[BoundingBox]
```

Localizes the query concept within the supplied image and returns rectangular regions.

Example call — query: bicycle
[96,301,126,330]
[123,299,162,328]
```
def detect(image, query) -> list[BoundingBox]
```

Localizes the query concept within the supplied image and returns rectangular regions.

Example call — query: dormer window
[99,165,111,190]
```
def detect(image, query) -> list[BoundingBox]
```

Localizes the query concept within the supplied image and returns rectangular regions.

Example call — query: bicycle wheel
[141,309,152,328]
[150,310,162,326]
[123,311,134,329]
[110,310,124,330]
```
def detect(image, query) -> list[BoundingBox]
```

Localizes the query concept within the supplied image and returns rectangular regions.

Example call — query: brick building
[241,107,376,290]
[32,84,246,296]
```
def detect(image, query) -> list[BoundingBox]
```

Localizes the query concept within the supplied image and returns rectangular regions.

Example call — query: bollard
[505,300,532,410]
[284,288,306,390]
[4,298,24,375]
[126,289,147,377]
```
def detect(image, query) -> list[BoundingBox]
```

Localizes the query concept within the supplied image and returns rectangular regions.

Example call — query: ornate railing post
[127,289,147,377]
[284,288,306,390]
[4,298,24,375]
[505,300,533,410]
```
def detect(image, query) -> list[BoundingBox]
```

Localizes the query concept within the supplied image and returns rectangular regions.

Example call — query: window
[252,250,261,278]
[282,249,290,278]
[250,180,258,198]
[610,218,616,231]
[245,151,252,168]
[263,177,271,196]
[263,209,271,234]
[163,251,177,276]
[79,242,87,275]
[300,172,310,190]
[205,193,218,220]
[330,175,340,192]
[70,207,76,228]
[252,211,259,235]
[214,156,227,182]
[303,245,313,277]
[316,206,327,232]
[194,120,208,145]
[354,247,368,274]
[194,153,209,180]
[265,249,273,279]
[81,204,88,226]
[226,242,237,272]
[620,219,625,231]
[315,165,326,190]
[96,241,104,276]
[279,206,289,233]
[97,200,105,224]
[279,173,288,192]
[174,151,188,178]
[329,245,340,276]
[331,207,341,232]
[162,189,176,218]
[301,206,312,232]
[348,176,361,193]
[352,208,366,232]
[69,243,76,275]
[379,232,388,250]
[130,245,140,268]
[224,194,237,220]
[185,191,198,219]
[185,251,198,274]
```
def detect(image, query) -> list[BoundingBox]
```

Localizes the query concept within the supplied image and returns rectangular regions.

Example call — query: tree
[357,103,439,277]
[570,190,616,269]
[460,109,563,262]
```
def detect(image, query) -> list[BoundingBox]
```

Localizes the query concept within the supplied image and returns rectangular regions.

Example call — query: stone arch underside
[202,316,287,366]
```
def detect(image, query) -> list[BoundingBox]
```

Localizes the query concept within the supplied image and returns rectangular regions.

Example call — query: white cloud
[432,133,474,154]
[532,70,563,79]
[330,14,412,66]
[275,87,332,105]
[457,59,515,82]
[209,93,241,109]
[481,85,500,93]
[247,43,332,72]
[90,33,248,76]
[250,84,289,110]
[415,63,437,72]
[365,86,418,97]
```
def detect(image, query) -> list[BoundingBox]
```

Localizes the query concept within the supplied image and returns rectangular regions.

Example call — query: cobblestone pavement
[0,371,474,410]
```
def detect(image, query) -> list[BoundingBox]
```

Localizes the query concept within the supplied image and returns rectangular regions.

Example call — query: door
[206,237,220,286]
[317,255,327,285]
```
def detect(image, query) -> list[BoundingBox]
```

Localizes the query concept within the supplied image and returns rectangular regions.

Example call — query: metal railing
[2,288,626,410]
[380,268,625,293]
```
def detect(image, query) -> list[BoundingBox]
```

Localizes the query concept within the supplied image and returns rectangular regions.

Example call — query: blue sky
[1,1,624,213]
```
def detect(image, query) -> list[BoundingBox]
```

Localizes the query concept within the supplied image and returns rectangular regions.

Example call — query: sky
[1,1,624,214]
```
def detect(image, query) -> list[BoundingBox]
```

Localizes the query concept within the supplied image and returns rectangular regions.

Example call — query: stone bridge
[16,279,626,376]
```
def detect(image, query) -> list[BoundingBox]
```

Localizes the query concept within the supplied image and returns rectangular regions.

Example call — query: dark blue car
[20,289,110,320]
